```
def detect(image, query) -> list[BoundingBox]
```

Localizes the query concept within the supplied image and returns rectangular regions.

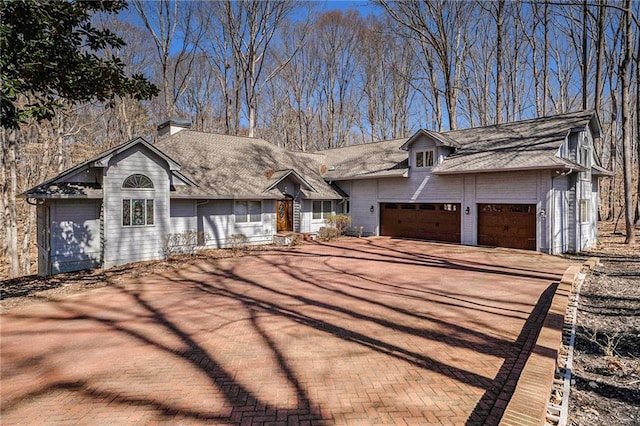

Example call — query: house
[23,110,610,275]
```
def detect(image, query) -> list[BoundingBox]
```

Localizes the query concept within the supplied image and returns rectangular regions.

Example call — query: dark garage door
[380,203,461,243]
[478,204,536,250]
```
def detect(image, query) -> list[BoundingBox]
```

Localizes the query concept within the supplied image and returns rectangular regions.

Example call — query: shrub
[324,213,351,235]
[289,233,302,246]
[228,234,248,256]
[161,231,203,258]
[318,226,341,241]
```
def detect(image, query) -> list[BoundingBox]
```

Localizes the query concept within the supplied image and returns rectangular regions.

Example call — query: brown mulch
[0,244,297,313]
[566,221,640,426]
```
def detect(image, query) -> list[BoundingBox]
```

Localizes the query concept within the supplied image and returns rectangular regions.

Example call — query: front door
[276,198,293,232]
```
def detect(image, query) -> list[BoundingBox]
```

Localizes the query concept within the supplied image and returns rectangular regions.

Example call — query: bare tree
[619,0,636,243]
[132,0,206,118]
[262,15,321,151]
[594,2,607,117]
[379,0,474,130]
[313,10,364,148]
[218,1,298,137]
[480,0,506,124]
[1,129,19,277]
[636,18,640,224]
[359,16,415,141]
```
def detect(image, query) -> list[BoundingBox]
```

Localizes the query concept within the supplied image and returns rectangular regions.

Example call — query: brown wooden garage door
[478,204,536,250]
[380,203,461,243]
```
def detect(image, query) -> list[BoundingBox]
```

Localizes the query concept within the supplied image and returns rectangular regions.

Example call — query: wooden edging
[499,258,599,426]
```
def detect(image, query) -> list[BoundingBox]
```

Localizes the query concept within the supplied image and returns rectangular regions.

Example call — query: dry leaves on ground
[568,221,640,426]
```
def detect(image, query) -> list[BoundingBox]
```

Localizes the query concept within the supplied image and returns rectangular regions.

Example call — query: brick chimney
[157,118,191,138]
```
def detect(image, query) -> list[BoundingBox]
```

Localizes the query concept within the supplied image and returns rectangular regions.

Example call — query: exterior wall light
[370,205,375,213]
[465,206,470,215]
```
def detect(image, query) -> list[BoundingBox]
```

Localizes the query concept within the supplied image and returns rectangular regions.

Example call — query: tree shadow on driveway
[1,240,571,424]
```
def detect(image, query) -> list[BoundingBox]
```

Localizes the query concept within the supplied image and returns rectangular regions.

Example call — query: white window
[313,200,332,220]
[235,201,262,223]
[123,199,154,226]
[415,150,434,168]
[122,174,155,227]
[579,199,590,223]
[580,147,590,180]
[123,174,154,189]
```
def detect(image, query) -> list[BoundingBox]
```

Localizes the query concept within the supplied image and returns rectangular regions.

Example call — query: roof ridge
[441,109,595,135]
[177,129,272,143]
[321,137,408,152]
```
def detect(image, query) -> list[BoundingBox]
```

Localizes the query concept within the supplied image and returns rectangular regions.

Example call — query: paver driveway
[1,238,572,425]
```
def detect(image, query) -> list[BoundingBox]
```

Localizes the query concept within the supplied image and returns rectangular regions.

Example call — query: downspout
[99,199,104,268]
[550,173,556,255]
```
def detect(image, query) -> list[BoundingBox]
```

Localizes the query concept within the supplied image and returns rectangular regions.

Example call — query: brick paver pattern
[1,238,571,425]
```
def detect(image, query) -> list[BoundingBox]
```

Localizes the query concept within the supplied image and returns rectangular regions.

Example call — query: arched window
[122,174,154,226]
[122,174,154,189]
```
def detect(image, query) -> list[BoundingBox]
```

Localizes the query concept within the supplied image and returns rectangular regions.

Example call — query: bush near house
[318,227,342,241]
[324,214,351,234]
[161,231,205,258]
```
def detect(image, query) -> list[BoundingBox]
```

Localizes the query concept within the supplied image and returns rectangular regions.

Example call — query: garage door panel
[381,203,460,243]
[478,204,536,250]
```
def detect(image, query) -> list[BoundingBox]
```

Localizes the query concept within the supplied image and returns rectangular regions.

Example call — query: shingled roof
[320,138,409,180]
[155,131,341,199]
[432,109,601,174]
[319,109,602,178]
[24,110,603,200]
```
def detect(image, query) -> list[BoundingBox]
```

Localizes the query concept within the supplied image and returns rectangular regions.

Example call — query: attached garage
[380,203,461,243]
[478,204,536,250]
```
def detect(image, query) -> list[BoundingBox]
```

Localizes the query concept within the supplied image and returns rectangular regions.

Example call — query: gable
[264,169,317,194]
[405,134,455,170]
[107,144,172,181]
[22,137,192,199]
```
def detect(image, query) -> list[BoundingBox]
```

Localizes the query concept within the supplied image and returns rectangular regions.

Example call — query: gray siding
[408,135,447,168]
[293,199,301,232]
[589,178,599,245]
[170,199,197,234]
[198,200,232,247]
[462,176,477,245]
[552,175,570,254]
[347,179,378,236]
[555,129,599,252]
[378,175,462,202]
[345,170,551,250]
[103,146,171,268]
[198,200,275,248]
[476,171,539,202]
[537,171,552,253]
[50,200,101,273]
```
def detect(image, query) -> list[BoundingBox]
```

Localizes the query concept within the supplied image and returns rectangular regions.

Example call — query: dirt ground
[566,221,640,426]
